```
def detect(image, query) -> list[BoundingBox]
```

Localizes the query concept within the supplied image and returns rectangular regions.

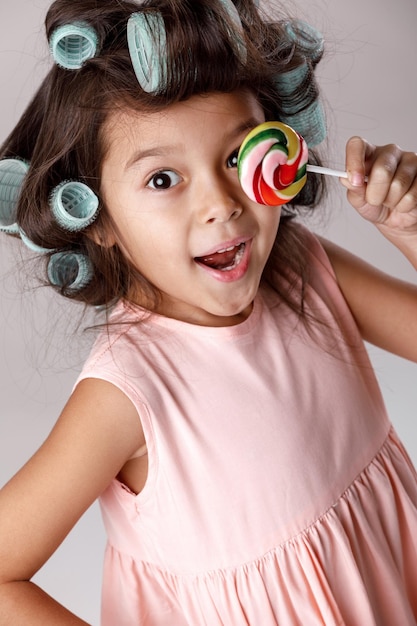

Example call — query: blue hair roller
[49,21,99,70]
[274,20,326,148]
[127,12,167,93]
[285,19,324,64]
[0,158,29,234]
[274,64,326,148]
[18,229,55,254]
[47,251,93,291]
[218,0,247,64]
[50,180,100,232]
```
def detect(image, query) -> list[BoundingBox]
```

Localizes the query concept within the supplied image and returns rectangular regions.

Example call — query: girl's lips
[196,236,250,259]
[194,239,252,282]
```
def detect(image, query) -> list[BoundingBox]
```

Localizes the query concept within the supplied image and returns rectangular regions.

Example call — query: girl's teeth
[196,243,245,271]
[224,243,245,270]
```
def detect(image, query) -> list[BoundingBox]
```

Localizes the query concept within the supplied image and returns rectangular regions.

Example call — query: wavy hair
[0,0,325,315]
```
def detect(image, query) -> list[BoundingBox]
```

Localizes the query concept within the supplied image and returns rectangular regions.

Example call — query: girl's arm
[320,238,417,362]
[0,378,144,625]
[322,137,417,362]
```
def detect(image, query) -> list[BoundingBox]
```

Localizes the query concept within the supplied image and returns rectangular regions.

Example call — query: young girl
[1,0,417,624]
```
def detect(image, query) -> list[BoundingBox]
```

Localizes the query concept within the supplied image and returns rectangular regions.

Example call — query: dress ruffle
[101,428,417,625]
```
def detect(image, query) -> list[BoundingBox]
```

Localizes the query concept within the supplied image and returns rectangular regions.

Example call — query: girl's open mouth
[194,240,251,282]
[195,242,245,272]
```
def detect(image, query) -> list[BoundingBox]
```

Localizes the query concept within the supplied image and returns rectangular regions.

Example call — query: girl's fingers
[365,144,405,207]
[381,153,417,212]
[344,137,417,221]
[345,136,373,187]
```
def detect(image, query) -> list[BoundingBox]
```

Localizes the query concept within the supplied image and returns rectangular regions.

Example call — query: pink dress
[77,229,417,625]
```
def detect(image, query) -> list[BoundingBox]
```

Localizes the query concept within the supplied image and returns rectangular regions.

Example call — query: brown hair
[0,0,325,315]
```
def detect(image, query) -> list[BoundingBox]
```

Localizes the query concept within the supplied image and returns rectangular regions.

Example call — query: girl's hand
[341,136,417,239]
[330,136,417,359]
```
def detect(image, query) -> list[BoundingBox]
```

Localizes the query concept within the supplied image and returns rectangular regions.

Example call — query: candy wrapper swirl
[238,122,309,206]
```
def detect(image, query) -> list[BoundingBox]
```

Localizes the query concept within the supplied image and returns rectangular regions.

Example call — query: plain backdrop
[0,1,416,623]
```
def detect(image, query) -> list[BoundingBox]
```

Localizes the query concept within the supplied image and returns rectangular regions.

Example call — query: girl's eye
[227,149,239,169]
[147,170,181,190]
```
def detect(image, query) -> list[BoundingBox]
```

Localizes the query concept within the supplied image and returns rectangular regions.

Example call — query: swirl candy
[237,121,309,206]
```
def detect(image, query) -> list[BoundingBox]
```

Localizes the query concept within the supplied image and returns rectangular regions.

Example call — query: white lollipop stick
[306,164,348,179]
[307,164,368,182]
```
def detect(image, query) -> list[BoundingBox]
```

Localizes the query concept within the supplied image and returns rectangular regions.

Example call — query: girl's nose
[196,176,243,224]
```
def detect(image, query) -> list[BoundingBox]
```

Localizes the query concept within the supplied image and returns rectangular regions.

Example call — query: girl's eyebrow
[230,116,264,140]
[126,146,176,170]
[125,115,263,170]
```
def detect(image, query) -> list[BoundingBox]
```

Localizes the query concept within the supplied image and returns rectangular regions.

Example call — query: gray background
[0,0,416,623]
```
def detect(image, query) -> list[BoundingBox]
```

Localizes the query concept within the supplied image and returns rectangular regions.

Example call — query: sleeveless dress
[76,230,417,625]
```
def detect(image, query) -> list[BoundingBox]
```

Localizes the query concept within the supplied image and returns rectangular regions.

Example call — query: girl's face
[100,91,281,326]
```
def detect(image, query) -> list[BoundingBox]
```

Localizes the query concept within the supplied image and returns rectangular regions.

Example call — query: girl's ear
[85,224,116,248]
[86,219,117,249]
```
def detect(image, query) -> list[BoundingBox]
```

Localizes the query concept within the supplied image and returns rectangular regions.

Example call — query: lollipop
[237,121,350,206]
[237,122,308,206]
